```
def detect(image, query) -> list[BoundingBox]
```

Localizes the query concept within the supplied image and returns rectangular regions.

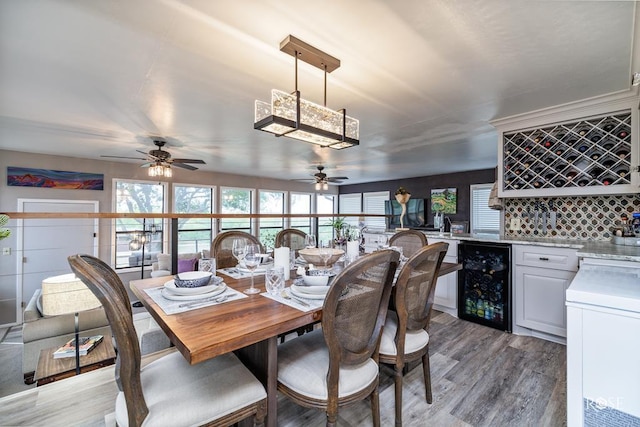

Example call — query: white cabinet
[566,262,640,426]
[429,237,458,316]
[513,245,578,340]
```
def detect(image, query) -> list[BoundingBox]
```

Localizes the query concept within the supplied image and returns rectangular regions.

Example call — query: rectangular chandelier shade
[254,89,359,149]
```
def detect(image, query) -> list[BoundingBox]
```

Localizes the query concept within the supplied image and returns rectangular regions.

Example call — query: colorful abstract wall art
[7,167,104,190]
[431,188,457,214]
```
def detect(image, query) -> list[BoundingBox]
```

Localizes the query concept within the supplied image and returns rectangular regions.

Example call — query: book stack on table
[53,335,104,359]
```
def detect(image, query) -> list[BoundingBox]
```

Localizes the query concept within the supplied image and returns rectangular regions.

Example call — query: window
[290,193,312,235]
[338,193,361,229]
[259,190,285,250]
[220,187,253,232]
[114,180,167,269]
[362,191,389,229]
[317,194,337,243]
[174,184,215,255]
[470,184,501,234]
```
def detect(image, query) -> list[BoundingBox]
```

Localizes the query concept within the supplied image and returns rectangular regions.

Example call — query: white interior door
[15,199,98,325]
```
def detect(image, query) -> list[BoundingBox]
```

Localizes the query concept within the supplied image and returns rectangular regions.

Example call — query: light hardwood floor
[0,312,566,426]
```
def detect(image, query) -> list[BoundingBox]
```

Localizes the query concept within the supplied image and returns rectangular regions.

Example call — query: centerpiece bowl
[298,248,344,268]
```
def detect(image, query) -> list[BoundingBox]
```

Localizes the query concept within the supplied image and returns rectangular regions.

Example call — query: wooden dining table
[130,261,461,426]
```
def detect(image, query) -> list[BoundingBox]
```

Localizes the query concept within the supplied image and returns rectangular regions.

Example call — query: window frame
[470,183,503,234]
[173,183,216,256]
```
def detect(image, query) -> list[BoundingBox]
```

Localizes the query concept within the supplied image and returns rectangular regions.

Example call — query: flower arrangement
[0,214,10,240]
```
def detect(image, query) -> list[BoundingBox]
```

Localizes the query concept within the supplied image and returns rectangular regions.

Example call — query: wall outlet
[2,247,11,255]
[510,218,521,229]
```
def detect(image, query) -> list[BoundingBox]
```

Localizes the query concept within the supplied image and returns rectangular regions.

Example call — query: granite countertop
[362,228,640,263]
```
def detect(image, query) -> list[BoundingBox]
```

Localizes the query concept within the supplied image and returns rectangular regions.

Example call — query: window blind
[363,191,389,229]
[470,184,501,234]
[339,193,361,227]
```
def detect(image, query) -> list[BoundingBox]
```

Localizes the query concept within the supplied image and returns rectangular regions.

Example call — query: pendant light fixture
[254,35,359,150]
[148,161,172,178]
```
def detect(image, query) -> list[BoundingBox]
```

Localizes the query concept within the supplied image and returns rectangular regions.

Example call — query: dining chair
[378,242,448,426]
[67,254,267,427]
[274,228,307,258]
[277,249,400,427]
[211,230,264,269]
[388,229,428,258]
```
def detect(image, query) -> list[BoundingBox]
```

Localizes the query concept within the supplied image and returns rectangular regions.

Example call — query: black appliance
[457,241,512,332]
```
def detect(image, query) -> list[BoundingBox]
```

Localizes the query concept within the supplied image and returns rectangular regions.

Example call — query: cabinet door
[434,256,457,310]
[514,266,575,337]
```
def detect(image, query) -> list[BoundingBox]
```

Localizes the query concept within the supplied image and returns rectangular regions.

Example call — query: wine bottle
[578,145,588,153]
[554,178,566,187]
[617,130,628,139]
[603,142,614,151]
[601,176,615,186]
[543,140,553,149]
[566,154,577,163]
[590,167,604,179]
[616,168,629,178]
[591,151,602,161]
[555,149,564,156]
[603,124,614,132]
[601,158,615,168]
[577,179,589,187]
[616,149,629,159]
[566,170,577,180]
[590,135,601,143]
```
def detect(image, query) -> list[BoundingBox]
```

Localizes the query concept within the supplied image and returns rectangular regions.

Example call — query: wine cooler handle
[539,257,549,261]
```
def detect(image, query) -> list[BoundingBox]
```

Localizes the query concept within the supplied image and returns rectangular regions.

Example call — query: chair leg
[371,384,381,427]
[394,364,404,427]
[422,348,433,404]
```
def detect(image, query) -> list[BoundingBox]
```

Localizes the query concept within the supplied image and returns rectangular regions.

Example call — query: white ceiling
[0,0,638,185]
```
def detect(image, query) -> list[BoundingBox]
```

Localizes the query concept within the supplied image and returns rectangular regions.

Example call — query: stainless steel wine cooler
[457,241,512,332]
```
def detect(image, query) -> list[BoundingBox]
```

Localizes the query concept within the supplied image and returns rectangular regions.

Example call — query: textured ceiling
[0,0,637,184]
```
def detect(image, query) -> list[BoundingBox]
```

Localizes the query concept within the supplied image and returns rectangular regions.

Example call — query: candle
[273,247,291,280]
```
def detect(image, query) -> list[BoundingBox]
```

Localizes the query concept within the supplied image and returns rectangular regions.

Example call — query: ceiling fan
[293,166,348,190]
[101,140,206,173]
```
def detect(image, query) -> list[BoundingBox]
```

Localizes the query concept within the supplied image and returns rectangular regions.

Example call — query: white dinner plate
[163,276,224,295]
[291,283,330,296]
[161,284,227,301]
[289,286,326,300]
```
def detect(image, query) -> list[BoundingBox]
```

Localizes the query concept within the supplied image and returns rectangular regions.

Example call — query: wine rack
[502,111,632,192]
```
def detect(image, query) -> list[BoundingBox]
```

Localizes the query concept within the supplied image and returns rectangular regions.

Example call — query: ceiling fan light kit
[254,35,359,150]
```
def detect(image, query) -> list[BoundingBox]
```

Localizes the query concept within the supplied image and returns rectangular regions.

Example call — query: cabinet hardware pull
[539,257,549,261]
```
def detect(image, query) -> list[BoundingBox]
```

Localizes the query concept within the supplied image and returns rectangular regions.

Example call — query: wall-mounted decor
[431,188,457,214]
[7,167,104,190]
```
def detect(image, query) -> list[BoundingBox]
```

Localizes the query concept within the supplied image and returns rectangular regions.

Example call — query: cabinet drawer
[514,244,578,271]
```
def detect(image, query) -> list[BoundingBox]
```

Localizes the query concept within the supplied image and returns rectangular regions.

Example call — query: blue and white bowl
[174,271,213,288]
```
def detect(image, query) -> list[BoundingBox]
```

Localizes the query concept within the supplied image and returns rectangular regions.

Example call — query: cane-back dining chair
[67,254,267,427]
[378,242,448,426]
[211,230,264,269]
[277,249,400,427]
[274,228,307,258]
[388,229,428,259]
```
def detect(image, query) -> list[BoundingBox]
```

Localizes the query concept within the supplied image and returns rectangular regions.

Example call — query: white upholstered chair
[277,250,400,427]
[68,253,267,427]
[378,242,448,426]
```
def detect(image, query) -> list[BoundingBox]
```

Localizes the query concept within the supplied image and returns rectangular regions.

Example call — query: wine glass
[243,244,261,294]
[304,234,316,249]
[318,241,332,270]
[232,238,246,267]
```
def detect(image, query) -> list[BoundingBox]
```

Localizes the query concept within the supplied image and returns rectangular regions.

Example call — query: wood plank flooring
[0,312,566,426]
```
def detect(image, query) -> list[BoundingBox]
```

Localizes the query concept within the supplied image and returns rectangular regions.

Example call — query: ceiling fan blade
[172,158,206,164]
[290,178,316,182]
[100,155,147,160]
[172,162,198,171]
[140,162,153,168]
[328,176,349,181]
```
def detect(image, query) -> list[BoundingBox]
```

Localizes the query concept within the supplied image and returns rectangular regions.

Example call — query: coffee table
[34,333,116,386]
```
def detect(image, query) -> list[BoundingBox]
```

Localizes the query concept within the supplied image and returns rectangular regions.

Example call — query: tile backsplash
[503,193,640,241]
